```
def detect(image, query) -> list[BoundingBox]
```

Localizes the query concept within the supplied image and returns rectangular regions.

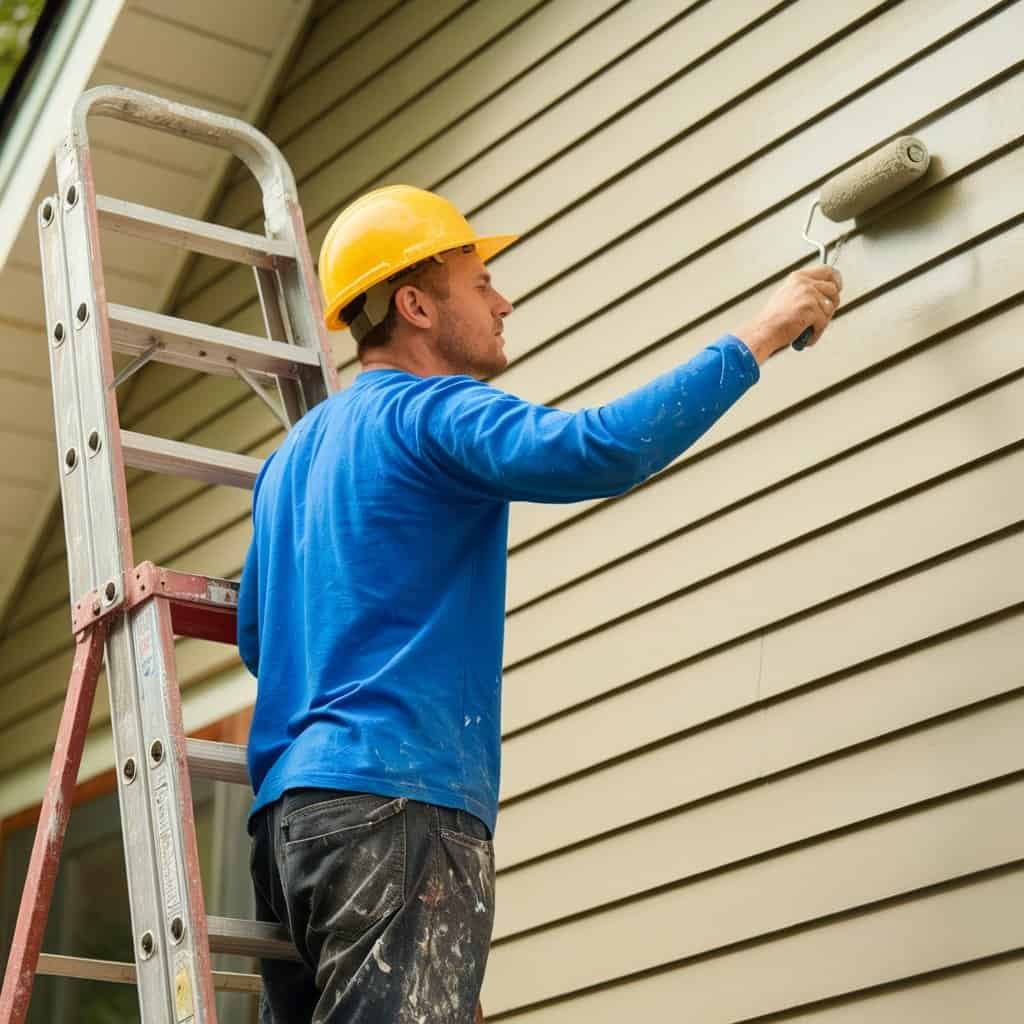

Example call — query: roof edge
[0,0,125,269]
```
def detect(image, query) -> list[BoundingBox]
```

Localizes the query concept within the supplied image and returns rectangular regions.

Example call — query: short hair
[344,258,451,358]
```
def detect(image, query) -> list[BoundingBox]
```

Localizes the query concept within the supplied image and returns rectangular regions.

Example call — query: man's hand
[735,266,843,365]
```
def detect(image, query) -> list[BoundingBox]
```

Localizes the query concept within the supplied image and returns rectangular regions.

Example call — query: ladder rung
[96,194,293,267]
[186,738,249,785]
[37,953,263,994]
[108,304,321,379]
[207,916,300,961]
[121,431,263,489]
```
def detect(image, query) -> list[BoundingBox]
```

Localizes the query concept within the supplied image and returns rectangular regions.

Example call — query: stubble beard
[436,305,506,380]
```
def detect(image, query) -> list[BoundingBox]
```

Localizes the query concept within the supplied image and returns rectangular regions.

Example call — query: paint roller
[792,135,931,350]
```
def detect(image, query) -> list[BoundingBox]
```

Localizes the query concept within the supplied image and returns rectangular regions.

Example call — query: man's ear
[393,284,435,330]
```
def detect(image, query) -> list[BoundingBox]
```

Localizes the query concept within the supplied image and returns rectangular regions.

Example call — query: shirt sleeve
[410,334,760,503]
[237,522,260,677]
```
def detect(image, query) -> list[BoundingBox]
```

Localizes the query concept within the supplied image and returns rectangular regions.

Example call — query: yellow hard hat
[318,185,518,331]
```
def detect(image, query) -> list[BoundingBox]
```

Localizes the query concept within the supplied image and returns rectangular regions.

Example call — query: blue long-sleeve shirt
[238,335,759,833]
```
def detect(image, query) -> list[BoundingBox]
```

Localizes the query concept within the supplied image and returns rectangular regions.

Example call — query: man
[238,185,841,1022]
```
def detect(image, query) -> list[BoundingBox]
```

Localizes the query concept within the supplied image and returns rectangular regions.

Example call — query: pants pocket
[283,793,406,941]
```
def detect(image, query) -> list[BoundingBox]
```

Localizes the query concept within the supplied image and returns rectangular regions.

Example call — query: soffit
[0,0,312,626]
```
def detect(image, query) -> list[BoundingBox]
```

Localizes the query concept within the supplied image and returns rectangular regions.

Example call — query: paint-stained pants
[250,788,495,1023]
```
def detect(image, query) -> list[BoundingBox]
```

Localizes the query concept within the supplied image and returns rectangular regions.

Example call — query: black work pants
[249,788,495,1023]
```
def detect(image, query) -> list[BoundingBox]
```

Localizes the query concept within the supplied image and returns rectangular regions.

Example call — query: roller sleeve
[819,135,930,221]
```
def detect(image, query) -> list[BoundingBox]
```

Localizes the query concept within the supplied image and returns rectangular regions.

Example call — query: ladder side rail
[129,594,220,1020]
[0,623,108,1024]
[37,198,98,608]
[270,197,338,398]
[43,153,181,1018]
[53,136,133,605]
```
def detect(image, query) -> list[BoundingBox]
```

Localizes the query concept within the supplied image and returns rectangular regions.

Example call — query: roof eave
[0,0,125,270]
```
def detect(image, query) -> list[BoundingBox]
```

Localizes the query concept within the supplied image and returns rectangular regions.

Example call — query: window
[2,777,259,1023]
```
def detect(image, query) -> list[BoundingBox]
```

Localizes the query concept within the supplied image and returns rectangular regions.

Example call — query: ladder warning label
[174,950,196,1022]
[155,783,181,915]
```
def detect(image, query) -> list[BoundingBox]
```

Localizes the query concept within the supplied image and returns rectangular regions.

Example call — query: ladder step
[96,194,293,268]
[186,738,249,785]
[207,916,300,961]
[108,304,321,379]
[121,431,263,489]
[37,953,263,994]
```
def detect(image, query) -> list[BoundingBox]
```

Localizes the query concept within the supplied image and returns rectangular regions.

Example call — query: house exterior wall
[2,0,1022,1017]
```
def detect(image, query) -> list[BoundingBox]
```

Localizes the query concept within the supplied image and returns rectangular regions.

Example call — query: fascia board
[0,0,125,270]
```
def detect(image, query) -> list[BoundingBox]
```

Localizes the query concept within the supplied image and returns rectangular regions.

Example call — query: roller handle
[792,326,813,351]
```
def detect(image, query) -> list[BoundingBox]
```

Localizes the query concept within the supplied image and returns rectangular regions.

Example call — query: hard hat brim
[325,232,519,331]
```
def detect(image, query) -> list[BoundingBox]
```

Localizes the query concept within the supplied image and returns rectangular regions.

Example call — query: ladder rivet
[87,429,102,454]
[53,322,65,346]
[40,200,54,226]
[150,739,164,765]
[75,303,89,327]
[65,185,78,209]
[63,448,77,472]
[170,917,185,943]
[139,931,155,959]
[91,598,101,615]
[122,757,137,783]
[104,580,118,603]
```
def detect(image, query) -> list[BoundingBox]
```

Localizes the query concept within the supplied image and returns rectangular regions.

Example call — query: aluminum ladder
[0,86,337,1023]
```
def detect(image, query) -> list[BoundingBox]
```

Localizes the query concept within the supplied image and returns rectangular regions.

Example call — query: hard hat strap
[349,248,468,343]
[349,280,398,343]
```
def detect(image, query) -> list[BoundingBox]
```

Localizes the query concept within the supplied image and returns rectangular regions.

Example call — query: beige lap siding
[1,0,1021,1017]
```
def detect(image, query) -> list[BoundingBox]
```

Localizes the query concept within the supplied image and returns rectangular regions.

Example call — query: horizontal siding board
[58,90,1024,630]
[0,661,256,820]
[6,221,1022,684]
[491,0,1015,355]
[6,321,1015,712]
[495,69,1024,416]
[0,379,56,433]
[179,0,557,324]
[0,481,47,533]
[0,626,244,776]
[454,0,882,225]
[494,682,1024,936]
[0,322,51,382]
[759,955,1024,1023]
[0,502,257,692]
[267,0,472,151]
[215,0,535,234]
[505,320,1024,667]
[497,609,1022,919]
[506,221,1024,599]
[488,868,1024,1021]
[498,557,1024,866]
[284,0,407,88]
[507,85,1024,550]
[180,0,771,314]
[341,0,697,221]
[6,410,281,630]
[486,780,1024,1011]
[501,444,1024,739]
[289,0,626,232]
[0,435,54,485]
[496,528,1024,870]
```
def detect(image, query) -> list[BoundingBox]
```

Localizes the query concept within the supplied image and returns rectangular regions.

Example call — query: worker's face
[433,249,513,379]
